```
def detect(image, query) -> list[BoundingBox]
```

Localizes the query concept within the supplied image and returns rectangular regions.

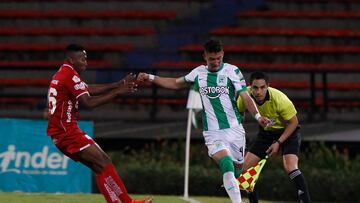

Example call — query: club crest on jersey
[51,80,58,85]
[217,75,227,86]
[199,86,229,99]
[72,75,81,83]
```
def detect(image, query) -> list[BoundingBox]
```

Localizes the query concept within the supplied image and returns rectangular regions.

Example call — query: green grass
[0,192,277,203]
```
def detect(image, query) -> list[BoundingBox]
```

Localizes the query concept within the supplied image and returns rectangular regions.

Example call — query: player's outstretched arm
[88,73,137,95]
[137,72,188,90]
[79,76,137,109]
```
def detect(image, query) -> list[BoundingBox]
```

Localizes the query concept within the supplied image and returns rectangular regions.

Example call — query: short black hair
[65,44,85,58]
[249,71,269,84]
[203,39,223,53]
[66,44,85,52]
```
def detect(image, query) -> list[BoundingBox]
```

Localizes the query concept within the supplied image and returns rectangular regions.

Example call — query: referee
[237,71,311,203]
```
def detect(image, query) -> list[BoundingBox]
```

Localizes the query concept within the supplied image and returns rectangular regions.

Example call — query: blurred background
[0,0,359,202]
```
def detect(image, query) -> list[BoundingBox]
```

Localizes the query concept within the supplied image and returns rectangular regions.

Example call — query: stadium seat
[0,27,156,36]
[179,44,360,54]
[210,27,360,38]
[237,11,360,19]
[152,60,360,72]
[0,10,177,19]
[0,42,133,52]
[0,60,113,69]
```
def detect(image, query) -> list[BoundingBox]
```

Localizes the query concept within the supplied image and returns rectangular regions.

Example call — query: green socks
[219,156,235,174]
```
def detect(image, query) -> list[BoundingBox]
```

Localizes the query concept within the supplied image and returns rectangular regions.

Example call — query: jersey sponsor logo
[74,81,86,90]
[199,86,229,99]
[0,145,69,175]
[72,75,81,83]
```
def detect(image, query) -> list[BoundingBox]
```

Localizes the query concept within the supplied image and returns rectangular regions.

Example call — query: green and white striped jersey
[184,63,247,131]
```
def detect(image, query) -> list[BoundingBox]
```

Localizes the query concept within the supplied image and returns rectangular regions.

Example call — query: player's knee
[283,163,298,173]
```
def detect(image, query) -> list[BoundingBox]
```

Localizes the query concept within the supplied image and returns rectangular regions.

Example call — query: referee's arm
[278,115,299,144]
[267,115,299,156]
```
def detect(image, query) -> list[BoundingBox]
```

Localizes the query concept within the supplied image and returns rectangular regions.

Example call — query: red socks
[96,172,119,203]
[96,164,132,203]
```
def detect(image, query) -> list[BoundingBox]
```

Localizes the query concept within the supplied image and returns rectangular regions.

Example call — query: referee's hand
[266,141,280,157]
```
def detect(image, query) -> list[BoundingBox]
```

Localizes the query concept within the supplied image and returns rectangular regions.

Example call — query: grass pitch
[0,192,278,203]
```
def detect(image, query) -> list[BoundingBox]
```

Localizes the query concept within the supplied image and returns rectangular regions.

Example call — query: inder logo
[0,145,70,175]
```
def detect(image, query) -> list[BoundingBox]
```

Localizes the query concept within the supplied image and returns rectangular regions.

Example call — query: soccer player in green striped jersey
[237,71,311,203]
[138,39,269,203]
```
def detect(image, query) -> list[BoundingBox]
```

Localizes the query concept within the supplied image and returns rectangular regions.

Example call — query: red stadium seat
[179,44,360,54]
[0,60,113,69]
[0,27,156,36]
[152,60,360,72]
[0,78,50,86]
[0,42,133,52]
[237,11,360,19]
[210,27,360,38]
[0,10,177,19]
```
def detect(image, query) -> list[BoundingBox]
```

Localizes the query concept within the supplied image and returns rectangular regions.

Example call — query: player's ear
[202,52,207,62]
[67,56,74,65]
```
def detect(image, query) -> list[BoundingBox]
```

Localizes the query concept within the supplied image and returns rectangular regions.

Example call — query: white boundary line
[180,197,202,203]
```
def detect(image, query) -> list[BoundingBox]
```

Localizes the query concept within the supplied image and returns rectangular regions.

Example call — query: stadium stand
[179,44,360,55]
[152,0,360,120]
[210,27,360,38]
[0,0,359,121]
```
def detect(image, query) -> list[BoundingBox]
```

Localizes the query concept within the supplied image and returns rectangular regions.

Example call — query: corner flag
[186,89,203,128]
[183,88,202,199]
[238,156,268,192]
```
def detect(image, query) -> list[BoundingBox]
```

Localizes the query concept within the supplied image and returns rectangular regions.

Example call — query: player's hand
[266,141,280,157]
[137,72,150,82]
[117,73,137,87]
[115,73,138,95]
[257,116,272,128]
[114,82,137,95]
[136,72,153,87]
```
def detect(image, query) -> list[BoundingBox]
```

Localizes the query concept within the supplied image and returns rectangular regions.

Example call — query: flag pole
[184,108,192,199]
[184,88,202,199]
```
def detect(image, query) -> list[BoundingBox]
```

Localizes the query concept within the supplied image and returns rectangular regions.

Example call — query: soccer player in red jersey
[47,44,152,203]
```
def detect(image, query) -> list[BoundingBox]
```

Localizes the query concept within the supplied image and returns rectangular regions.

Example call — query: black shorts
[249,126,301,159]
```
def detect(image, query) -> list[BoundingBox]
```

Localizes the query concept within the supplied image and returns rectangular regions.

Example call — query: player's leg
[242,152,261,203]
[78,144,133,203]
[212,149,242,203]
[207,126,245,203]
[78,143,152,203]
[282,129,311,203]
[243,130,273,203]
[79,146,153,203]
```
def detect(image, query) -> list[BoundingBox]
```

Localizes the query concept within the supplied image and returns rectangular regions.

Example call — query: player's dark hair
[203,39,223,53]
[65,44,85,58]
[250,71,270,84]
[66,44,85,52]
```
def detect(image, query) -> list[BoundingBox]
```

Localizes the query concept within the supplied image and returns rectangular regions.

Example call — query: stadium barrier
[0,118,93,193]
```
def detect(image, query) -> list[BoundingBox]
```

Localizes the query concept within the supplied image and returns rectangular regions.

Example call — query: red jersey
[47,63,89,137]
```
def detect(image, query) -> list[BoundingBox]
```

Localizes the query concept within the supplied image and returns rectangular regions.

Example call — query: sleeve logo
[72,75,81,83]
[74,82,86,90]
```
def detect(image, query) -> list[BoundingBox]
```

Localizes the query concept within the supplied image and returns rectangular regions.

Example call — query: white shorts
[203,125,246,164]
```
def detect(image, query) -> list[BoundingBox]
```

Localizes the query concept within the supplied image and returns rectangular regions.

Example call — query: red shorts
[51,128,95,161]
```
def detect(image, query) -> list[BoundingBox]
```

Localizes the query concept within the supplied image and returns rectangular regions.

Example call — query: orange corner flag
[237,157,267,192]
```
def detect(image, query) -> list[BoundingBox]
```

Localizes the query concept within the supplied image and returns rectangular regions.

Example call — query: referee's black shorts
[249,126,301,159]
